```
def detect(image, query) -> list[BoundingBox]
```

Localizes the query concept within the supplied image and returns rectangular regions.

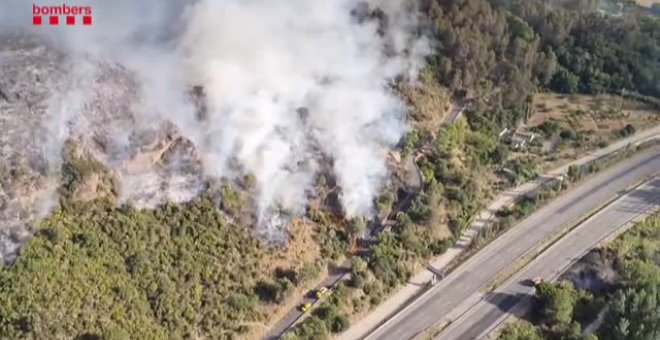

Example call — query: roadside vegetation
[474,137,658,251]
[498,214,660,340]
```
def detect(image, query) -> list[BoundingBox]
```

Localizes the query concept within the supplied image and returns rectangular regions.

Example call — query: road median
[424,176,656,340]
[478,180,660,340]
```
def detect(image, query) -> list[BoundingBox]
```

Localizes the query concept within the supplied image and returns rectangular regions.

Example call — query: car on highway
[298,302,312,313]
[315,287,331,299]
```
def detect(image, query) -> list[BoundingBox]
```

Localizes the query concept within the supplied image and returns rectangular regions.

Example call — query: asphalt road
[438,100,472,126]
[438,176,660,340]
[366,146,660,340]
[265,262,346,340]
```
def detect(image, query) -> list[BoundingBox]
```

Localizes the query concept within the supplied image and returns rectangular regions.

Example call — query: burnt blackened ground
[559,248,618,295]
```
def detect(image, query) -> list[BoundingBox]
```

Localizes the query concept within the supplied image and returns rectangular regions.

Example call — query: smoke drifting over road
[0,0,428,239]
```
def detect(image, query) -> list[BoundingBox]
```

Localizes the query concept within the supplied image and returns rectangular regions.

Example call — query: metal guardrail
[477,180,660,340]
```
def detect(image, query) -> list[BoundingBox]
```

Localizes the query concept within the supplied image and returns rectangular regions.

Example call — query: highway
[438,176,660,340]
[365,146,660,340]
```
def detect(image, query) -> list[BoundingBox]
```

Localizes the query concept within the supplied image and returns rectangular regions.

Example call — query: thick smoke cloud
[0,0,428,236]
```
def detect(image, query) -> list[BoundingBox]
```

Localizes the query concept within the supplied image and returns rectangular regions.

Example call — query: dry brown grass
[526,93,659,172]
[398,69,450,131]
[529,93,660,133]
[252,219,325,339]
[637,0,660,7]
[430,209,453,240]
[270,218,321,270]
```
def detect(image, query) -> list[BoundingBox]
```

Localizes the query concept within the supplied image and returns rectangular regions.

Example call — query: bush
[285,316,329,340]
[219,183,243,215]
[512,196,537,218]
[369,234,410,289]
[101,328,130,340]
[348,217,367,238]
[227,293,252,312]
[313,304,350,333]
[401,129,422,156]
[331,314,350,333]
[349,257,368,288]
[429,238,453,255]
[559,128,577,140]
[567,164,582,182]
[497,320,542,340]
[254,278,293,303]
[536,119,561,137]
[349,273,365,288]
[59,142,106,198]
[376,192,395,219]
[398,224,430,257]
[298,262,321,283]
[363,280,384,305]
[619,124,636,138]
[506,158,538,184]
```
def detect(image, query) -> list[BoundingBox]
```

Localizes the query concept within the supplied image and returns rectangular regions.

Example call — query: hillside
[0,0,658,339]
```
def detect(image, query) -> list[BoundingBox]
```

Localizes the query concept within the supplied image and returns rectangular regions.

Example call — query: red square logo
[33,16,42,25]
[66,16,75,25]
[82,16,92,25]
[49,16,58,25]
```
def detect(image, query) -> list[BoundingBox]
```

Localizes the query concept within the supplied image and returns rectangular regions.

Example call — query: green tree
[602,284,660,340]
[536,281,578,325]
[348,217,367,239]
[567,164,582,182]
[369,233,410,288]
[551,67,580,94]
[376,192,395,219]
[497,320,542,340]
[349,257,368,288]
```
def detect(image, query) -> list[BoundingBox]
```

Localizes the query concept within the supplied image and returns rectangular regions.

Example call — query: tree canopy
[0,198,297,339]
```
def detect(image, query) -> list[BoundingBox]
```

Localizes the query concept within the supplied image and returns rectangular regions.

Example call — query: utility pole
[618,87,626,113]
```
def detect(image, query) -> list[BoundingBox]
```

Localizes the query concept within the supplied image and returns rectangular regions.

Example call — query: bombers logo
[33,4,93,25]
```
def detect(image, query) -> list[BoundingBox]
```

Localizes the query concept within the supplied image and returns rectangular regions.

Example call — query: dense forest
[0,198,285,339]
[0,0,658,339]
[423,0,660,116]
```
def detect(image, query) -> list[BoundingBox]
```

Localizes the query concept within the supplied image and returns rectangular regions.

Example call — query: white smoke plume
[0,0,429,238]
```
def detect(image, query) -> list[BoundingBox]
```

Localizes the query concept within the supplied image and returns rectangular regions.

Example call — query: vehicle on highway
[315,287,331,299]
[299,302,312,313]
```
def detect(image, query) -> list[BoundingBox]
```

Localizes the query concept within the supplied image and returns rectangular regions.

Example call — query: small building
[510,130,537,149]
